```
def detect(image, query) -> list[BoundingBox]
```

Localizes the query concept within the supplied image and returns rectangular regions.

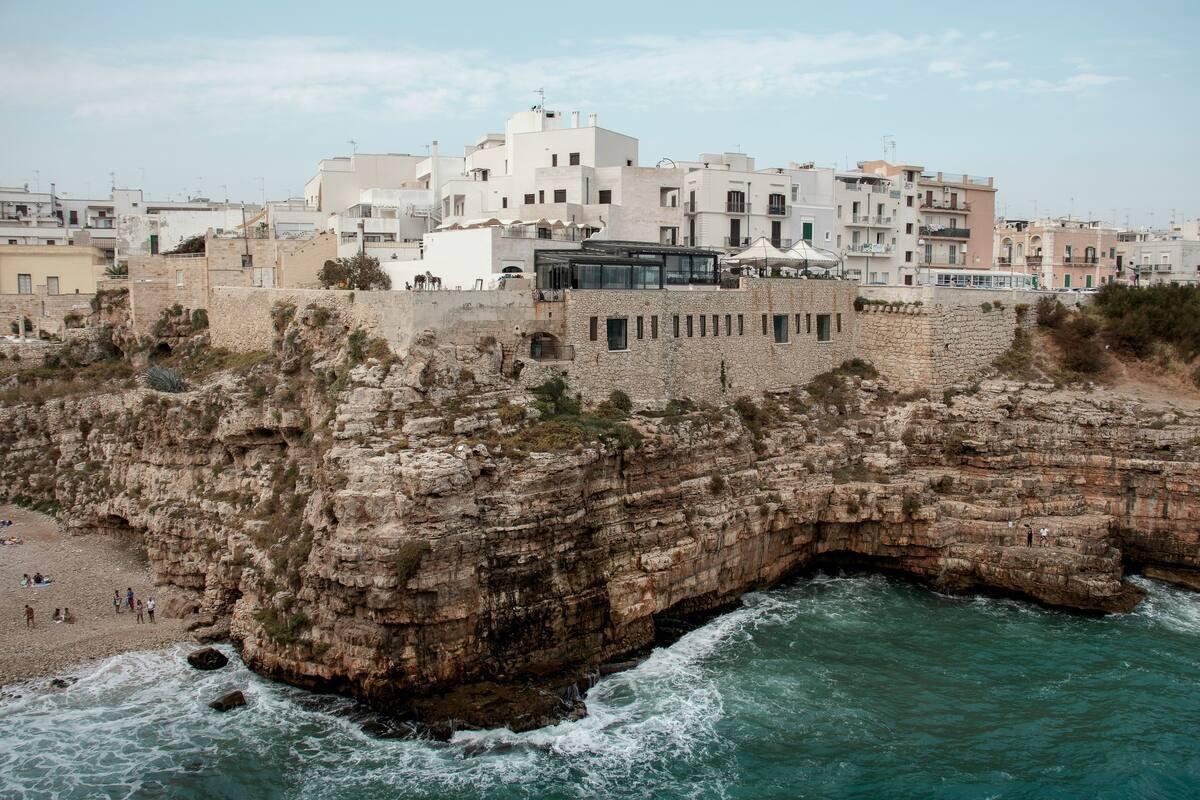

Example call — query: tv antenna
[533,88,545,109]
[348,139,358,154]
[882,135,896,163]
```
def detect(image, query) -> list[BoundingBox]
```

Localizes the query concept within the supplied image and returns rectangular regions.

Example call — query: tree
[318,253,392,290]
[164,234,205,255]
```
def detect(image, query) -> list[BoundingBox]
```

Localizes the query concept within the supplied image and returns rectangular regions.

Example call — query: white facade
[1116,231,1200,286]
[832,165,921,286]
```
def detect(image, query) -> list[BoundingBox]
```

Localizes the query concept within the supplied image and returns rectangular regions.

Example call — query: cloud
[971,72,1125,93]
[983,60,1012,71]
[928,59,968,79]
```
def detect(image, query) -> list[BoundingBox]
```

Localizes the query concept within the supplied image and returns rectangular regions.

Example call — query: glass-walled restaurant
[535,242,721,291]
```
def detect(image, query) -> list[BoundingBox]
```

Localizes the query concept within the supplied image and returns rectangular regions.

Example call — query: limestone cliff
[1,299,1198,735]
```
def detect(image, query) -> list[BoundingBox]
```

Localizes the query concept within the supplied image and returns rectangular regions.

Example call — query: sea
[2,574,1198,800]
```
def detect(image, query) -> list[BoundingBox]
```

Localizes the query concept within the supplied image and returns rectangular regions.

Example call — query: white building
[832,163,922,286]
[1117,228,1200,286]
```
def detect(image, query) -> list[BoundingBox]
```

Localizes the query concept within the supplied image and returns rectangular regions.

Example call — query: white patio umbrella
[786,240,839,267]
[729,237,803,274]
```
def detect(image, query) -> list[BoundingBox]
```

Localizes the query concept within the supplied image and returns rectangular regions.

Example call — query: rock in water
[187,647,229,671]
[209,690,246,712]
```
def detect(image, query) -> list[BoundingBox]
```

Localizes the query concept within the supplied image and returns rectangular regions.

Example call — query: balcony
[1152,263,1173,273]
[848,215,893,226]
[1026,255,1043,267]
[998,256,1011,266]
[846,243,895,256]
[767,204,787,216]
[921,254,967,267]
[919,225,970,239]
[726,201,751,213]
[500,226,585,241]
[684,201,697,214]
[724,236,751,248]
[919,198,971,212]
[1064,255,1099,265]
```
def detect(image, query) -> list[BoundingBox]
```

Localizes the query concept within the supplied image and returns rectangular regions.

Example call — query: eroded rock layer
[2,304,1197,734]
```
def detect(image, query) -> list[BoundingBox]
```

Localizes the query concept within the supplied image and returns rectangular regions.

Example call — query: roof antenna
[533,88,545,110]
[882,135,896,163]
[348,139,359,154]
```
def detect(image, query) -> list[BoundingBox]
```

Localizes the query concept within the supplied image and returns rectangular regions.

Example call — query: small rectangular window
[700,315,707,337]
[17,273,32,294]
[806,314,812,334]
[817,314,832,342]
[905,251,913,263]
[905,223,913,234]
[836,313,842,333]
[686,315,694,337]
[46,276,59,295]
[773,314,789,343]
[502,197,508,209]
[906,195,914,207]
[569,152,581,166]
[651,315,659,339]
[538,190,544,203]
[673,315,680,337]
[176,270,184,287]
[552,154,558,167]
[761,314,768,335]
[598,189,612,204]
[553,189,567,203]
[636,316,644,340]
[794,313,801,333]
[149,234,159,255]
[738,314,744,335]
[524,194,535,204]
[589,316,598,341]
[725,314,732,336]
[607,318,628,351]
[712,314,719,337]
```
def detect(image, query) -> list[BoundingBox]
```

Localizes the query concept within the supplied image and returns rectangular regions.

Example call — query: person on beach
[24,605,34,629]
[1025,524,1033,547]
[146,598,156,624]
[126,587,134,611]
[52,608,62,624]
[113,590,121,614]
[33,572,44,585]
[135,599,144,624]
[63,607,75,624]
[21,573,31,588]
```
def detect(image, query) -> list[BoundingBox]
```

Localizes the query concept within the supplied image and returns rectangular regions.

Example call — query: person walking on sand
[135,599,144,624]
[113,590,121,614]
[63,607,75,624]
[126,587,134,612]
[24,604,34,629]
[146,598,156,624]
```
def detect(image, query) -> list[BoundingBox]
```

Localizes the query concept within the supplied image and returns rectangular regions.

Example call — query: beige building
[0,244,107,296]
[915,170,997,275]
[995,218,1120,290]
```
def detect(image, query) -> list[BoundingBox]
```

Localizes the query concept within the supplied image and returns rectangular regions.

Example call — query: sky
[1,0,1195,228]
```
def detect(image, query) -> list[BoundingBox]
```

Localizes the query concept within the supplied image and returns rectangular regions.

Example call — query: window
[651,316,658,339]
[150,234,159,255]
[524,194,535,204]
[712,314,719,337]
[626,159,633,167]
[46,240,55,245]
[552,154,558,167]
[553,189,567,203]
[686,315,694,337]
[673,315,681,337]
[502,197,508,209]
[538,190,545,203]
[805,314,812,334]
[598,189,612,204]
[836,313,842,333]
[905,251,913,263]
[905,223,913,234]
[46,276,59,295]
[791,186,798,201]
[773,314,789,343]
[569,153,580,166]
[589,316,598,341]
[700,315,706,337]
[737,314,744,335]
[725,314,732,336]
[636,316,644,339]
[1064,274,1071,288]
[816,314,831,342]
[906,195,914,207]
[761,314,768,335]
[6,239,15,245]
[607,318,628,351]
[69,210,78,225]
[241,254,253,268]
[794,313,801,333]
[17,273,31,294]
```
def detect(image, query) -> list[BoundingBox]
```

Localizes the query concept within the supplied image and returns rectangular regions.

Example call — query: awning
[786,240,839,266]
[729,237,802,266]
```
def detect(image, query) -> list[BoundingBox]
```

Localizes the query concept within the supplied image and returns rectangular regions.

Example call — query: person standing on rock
[113,590,121,614]
[135,599,144,624]
[126,587,134,612]
[24,604,34,629]
[1040,527,1049,547]
[146,598,156,624]
[1026,524,1033,547]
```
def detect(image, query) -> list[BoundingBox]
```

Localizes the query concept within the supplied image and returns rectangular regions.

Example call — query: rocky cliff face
[2,300,1198,735]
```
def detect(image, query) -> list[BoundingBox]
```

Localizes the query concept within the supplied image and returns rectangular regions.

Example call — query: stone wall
[207,287,369,352]
[560,279,858,405]
[128,254,216,335]
[0,288,96,340]
[856,300,1025,393]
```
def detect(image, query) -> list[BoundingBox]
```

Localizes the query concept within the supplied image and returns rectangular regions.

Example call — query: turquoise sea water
[2,574,1199,799]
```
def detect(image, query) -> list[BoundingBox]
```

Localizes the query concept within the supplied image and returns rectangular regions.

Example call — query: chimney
[571,111,580,128]
[587,112,597,127]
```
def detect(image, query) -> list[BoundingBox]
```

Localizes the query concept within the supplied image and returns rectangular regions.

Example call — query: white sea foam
[1129,576,1200,635]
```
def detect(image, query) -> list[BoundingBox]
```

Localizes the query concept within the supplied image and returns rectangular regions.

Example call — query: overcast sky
[1,0,1195,227]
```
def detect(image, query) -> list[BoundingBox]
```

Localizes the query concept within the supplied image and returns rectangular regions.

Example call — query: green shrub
[144,365,187,393]
[709,473,726,494]
[1014,303,1030,319]
[980,301,993,313]
[942,430,966,460]
[496,401,525,425]
[993,328,1034,378]
[1053,314,1107,374]
[1036,297,1067,328]
[902,494,921,517]
[191,309,209,330]
[394,540,431,584]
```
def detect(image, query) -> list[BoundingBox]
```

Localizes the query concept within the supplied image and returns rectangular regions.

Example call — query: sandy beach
[0,504,192,686]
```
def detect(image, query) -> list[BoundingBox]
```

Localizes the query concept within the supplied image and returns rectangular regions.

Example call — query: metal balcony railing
[846,243,895,255]
[919,198,972,211]
[725,236,751,248]
[684,201,697,214]
[1026,255,1043,267]
[767,204,787,216]
[726,201,750,213]
[919,226,971,239]
[1064,255,1099,264]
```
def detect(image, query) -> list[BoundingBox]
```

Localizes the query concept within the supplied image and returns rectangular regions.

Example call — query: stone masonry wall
[562,279,858,405]
[855,305,933,390]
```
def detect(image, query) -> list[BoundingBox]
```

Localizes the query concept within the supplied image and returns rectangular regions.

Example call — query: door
[729,219,741,247]
[46,276,59,295]
[949,244,957,265]
[950,192,958,209]
[689,218,696,246]
[771,220,782,246]
[802,221,813,243]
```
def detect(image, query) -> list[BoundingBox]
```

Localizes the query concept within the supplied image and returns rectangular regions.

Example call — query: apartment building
[675,153,835,254]
[915,169,997,274]
[0,244,107,296]
[1116,228,1200,286]
[995,217,1120,289]
[832,162,921,286]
